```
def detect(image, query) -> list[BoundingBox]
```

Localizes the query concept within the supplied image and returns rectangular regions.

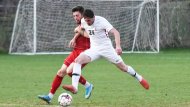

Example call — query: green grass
[0,49,190,107]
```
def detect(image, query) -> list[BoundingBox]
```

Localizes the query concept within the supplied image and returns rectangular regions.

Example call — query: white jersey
[81,16,113,47]
[81,16,123,64]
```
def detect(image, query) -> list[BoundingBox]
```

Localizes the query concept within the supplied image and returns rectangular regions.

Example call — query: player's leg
[67,63,94,99]
[63,48,100,94]
[50,64,67,96]
[102,47,149,90]
[67,63,91,88]
[64,53,91,93]
[115,62,149,89]
[38,50,77,103]
[38,64,67,103]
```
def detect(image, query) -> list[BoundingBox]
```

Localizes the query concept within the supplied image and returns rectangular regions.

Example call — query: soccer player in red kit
[38,6,93,104]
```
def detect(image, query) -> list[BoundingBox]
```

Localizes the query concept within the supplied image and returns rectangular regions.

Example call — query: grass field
[0,49,190,107]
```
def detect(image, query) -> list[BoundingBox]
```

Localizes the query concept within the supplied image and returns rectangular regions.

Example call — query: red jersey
[74,34,90,50]
[63,26,90,67]
[64,35,90,67]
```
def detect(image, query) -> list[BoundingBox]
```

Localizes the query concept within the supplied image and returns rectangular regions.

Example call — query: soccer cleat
[85,84,94,99]
[62,85,77,94]
[38,95,51,104]
[140,77,150,90]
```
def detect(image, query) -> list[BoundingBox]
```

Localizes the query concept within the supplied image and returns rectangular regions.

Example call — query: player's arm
[74,26,89,38]
[80,27,89,38]
[101,17,122,55]
[109,28,122,55]
[69,26,89,47]
[80,18,89,38]
[69,27,80,48]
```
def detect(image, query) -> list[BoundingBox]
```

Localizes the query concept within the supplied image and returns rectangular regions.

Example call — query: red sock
[68,72,72,77]
[68,72,86,85]
[79,75,87,85]
[50,75,63,94]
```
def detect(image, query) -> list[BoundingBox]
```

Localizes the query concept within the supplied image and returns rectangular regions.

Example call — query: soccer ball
[58,93,72,107]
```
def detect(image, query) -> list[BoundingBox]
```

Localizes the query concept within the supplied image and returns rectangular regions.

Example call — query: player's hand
[115,46,122,55]
[69,39,76,48]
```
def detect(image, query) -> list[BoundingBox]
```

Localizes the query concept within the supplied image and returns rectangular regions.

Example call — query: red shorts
[64,49,87,68]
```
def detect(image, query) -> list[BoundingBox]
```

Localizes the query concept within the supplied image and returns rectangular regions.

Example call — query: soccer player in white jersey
[63,9,150,94]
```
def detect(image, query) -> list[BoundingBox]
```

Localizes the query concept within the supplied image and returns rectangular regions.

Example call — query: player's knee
[66,63,74,74]
[74,57,83,64]
[74,54,90,64]
[57,68,67,77]
[66,68,72,74]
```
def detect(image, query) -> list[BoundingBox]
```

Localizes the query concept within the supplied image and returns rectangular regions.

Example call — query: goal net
[9,0,159,55]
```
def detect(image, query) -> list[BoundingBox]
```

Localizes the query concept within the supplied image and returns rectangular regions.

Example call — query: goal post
[9,0,159,55]
[131,0,159,53]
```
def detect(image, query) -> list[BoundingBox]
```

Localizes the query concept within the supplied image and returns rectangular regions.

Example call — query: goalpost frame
[33,0,37,54]
[9,0,39,55]
[157,0,160,52]
[9,0,159,55]
[9,0,71,55]
[130,0,159,53]
[9,0,22,54]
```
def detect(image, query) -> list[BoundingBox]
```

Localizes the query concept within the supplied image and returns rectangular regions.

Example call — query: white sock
[127,66,142,81]
[84,81,91,88]
[48,93,53,99]
[72,63,82,91]
[135,73,142,81]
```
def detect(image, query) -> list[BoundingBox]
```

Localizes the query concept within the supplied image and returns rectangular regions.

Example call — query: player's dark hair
[72,6,84,14]
[83,9,94,18]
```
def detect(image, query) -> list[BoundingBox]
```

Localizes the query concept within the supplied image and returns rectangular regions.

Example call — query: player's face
[73,11,82,24]
[84,17,94,26]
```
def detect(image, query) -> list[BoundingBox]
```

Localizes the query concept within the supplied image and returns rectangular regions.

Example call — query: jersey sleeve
[81,18,87,31]
[101,17,113,33]
[80,18,85,28]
